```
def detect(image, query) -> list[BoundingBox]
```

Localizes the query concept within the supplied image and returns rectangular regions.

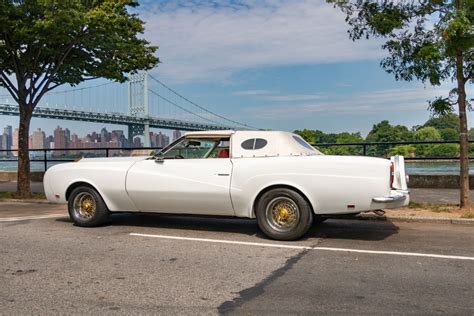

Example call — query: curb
[0,199,53,204]
[357,214,474,225]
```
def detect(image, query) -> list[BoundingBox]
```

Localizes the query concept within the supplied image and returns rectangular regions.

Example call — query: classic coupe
[44,130,409,240]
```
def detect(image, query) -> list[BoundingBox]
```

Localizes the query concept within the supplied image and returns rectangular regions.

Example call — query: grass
[408,201,456,213]
[0,191,46,200]
[461,211,474,219]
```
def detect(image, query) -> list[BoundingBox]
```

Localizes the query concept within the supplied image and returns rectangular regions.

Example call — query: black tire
[68,186,110,227]
[255,188,313,241]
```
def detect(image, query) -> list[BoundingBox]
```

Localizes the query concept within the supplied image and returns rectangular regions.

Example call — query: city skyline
[0,124,179,155]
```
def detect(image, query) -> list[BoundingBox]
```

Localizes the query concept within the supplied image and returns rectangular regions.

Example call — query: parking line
[0,214,66,222]
[130,233,474,261]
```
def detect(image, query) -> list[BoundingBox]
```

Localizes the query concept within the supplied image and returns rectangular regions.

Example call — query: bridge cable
[148,74,257,129]
[148,88,227,127]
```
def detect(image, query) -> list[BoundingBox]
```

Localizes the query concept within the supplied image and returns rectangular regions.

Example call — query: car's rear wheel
[255,188,313,241]
[68,186,110,227]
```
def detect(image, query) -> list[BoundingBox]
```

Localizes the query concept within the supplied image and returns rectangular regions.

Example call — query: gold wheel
[73,192,97,219]
[265,197,300,232]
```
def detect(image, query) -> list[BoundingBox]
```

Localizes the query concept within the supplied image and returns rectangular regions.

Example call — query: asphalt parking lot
[1,210,473,314]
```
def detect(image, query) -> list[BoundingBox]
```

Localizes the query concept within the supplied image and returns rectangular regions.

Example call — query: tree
[424,113,459,131]
[414,126,442,156]
[325,132,364,155]
[0,0,158,197]
[329,0,474,208]
[365,120,413,156]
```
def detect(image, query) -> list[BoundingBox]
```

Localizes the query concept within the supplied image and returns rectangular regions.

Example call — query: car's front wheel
[68,186,110,227]
[255,188,313,241]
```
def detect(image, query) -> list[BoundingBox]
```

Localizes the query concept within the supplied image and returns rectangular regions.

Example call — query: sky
[1,0,473,138]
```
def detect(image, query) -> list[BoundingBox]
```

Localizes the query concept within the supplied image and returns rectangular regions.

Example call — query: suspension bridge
[0,72,255,146]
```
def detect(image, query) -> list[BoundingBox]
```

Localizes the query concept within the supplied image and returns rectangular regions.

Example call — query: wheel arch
[252,184,316,217]
[66,181,106,205]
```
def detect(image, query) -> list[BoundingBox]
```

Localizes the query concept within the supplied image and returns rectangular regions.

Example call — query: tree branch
[0,72,19,99]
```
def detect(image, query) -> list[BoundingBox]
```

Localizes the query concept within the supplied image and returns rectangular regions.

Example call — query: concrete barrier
[408,174,474,189]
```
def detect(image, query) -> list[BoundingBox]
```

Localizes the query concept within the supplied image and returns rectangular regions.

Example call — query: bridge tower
[127,72,151,147]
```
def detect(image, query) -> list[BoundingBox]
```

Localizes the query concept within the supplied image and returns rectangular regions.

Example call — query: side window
[241,138,267,150]
[208,139,230,158]
[164,138,219,159]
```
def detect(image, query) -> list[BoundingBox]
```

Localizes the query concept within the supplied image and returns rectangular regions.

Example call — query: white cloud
[140,0,383,82]
[242,86,457,120]
[262,94,324,102]
[232,89,273,96]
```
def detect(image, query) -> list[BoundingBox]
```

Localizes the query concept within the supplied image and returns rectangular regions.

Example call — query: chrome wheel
[265,197,300,232]
[73,192,96,219]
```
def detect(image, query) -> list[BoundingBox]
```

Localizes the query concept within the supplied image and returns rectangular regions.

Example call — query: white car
[44,130,409,240]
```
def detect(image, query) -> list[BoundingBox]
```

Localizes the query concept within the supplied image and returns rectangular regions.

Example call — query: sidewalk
[0,181,44,193]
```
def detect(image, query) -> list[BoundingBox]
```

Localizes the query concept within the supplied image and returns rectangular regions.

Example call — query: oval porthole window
[241,138,268,150]
[241,138,255,150]
[254,138,268,149]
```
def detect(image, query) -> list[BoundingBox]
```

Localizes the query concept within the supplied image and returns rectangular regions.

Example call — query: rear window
[292,136,316,151]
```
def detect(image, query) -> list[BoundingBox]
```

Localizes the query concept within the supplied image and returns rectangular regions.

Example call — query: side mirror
[154,153,165,164]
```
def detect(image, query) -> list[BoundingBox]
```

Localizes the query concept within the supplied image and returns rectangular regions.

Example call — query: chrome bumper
[372,190,409,203]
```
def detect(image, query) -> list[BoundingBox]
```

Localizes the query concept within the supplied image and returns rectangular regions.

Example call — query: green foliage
[439,128,459,141]
[293,129,337,144]
[366,120,413,142]
[414,126,442,141]
[365,120,413,156]
[388,145,416,157]
[423,113,459,131]
[296,117,464,158]
[429,144,459,157]
[324,132,364,155]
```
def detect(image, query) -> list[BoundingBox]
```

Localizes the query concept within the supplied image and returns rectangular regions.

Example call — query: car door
[125,139,234,216]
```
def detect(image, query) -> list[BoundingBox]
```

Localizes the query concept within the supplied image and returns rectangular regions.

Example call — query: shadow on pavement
[57,212,399,241]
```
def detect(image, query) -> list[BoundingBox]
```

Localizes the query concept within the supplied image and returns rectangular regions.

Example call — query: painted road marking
[0,214,66,222]
[130,233,474,261]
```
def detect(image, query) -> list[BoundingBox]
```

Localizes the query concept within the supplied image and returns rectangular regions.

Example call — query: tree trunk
[15,104,33,198]
[456,50,470,208]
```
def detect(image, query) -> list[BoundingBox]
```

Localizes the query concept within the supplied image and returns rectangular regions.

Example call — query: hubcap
[73,192,96,219]
[265,197,300,232]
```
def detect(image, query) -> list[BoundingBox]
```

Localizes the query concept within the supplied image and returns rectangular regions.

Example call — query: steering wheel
[175,155,184,159]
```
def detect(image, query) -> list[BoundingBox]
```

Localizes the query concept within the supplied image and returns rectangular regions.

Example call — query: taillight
[390,162,394,188]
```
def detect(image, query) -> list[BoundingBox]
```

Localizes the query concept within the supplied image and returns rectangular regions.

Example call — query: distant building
[11,128,19,156]
[172,130,182,141]
[3,125,12,150]
[31,128,46,150]
[157,132,170,148]
[53,126,68,157]
[0,133,7,157]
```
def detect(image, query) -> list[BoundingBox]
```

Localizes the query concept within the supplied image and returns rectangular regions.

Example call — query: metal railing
[312,140,473,161]
[0,147,162,172]
[0,140,472,172]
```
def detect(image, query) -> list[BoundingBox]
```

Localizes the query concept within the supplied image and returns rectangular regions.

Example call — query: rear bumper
[372,190,409,203]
